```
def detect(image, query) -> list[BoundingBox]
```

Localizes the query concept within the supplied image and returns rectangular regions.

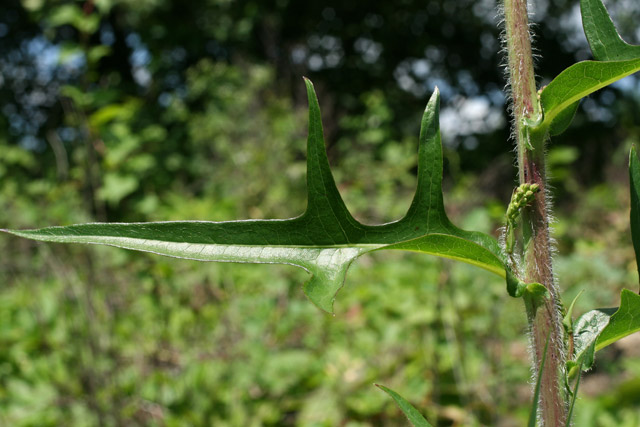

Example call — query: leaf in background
[629,145,640,287]
[48,4,100,35]
[375,384,433,427]
[581,0,640,61]
[538,58,640,130]
[2,79,511,312]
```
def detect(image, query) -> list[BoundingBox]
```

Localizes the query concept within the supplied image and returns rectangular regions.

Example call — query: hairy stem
[503,0,567,424]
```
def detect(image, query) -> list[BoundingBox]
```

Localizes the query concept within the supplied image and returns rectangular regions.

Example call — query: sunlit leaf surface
[3,80,511,312]
[539,58,640,130]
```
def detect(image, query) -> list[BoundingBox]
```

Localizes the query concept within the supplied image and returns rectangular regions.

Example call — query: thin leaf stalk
[503,0,567,424]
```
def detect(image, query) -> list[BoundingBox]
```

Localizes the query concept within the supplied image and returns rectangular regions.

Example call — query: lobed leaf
[2,79,512,312]
[375,384,433,427]
[581,0,640,61]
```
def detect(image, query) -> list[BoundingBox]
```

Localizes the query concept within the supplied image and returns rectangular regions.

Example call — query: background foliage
[1,0,640,425]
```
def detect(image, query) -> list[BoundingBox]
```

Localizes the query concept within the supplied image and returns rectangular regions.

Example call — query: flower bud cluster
[506,183,540,224]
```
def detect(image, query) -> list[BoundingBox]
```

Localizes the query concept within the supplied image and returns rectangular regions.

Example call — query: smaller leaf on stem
[538,59,640,131]
[573,307,615,370]
[563,289,585,335]
[536,0,640,133]
[573,289,640,369]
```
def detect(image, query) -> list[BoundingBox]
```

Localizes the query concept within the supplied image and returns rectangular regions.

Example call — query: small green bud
[505,182,542,253]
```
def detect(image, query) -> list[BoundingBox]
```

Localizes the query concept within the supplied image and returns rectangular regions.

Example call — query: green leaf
[548,100,580,136]
[2,79,511,312]
[538,58,640,130]
[48,4,100,34]
[581,0,640,61]
[375,384,433,427]
[524,282,549,306]
[573,289,640,369]
[565,83,640,374]
[562,289,584,333]
[629,145,640,288]
[596,289,640,350]
[573,305,615,370]
[535,0,640,133]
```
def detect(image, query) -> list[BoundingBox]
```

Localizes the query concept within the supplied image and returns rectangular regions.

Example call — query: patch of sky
[126,33,152,87]
[354,37,381,64]
[440,95,505,148]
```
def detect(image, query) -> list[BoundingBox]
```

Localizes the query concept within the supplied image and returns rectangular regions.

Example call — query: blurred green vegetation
[1,0,640,425]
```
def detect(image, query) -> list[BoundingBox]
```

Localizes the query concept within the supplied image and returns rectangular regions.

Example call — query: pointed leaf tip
[428,87,440,107]
[407,85,444,218]
[376,384,433,427]
[304,78,317,101]
[302,71,357,232]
